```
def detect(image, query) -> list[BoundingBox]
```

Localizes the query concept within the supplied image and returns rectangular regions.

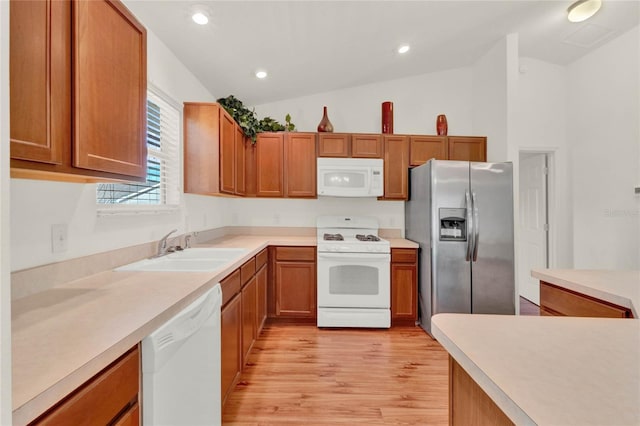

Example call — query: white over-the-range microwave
[317,157,384,197]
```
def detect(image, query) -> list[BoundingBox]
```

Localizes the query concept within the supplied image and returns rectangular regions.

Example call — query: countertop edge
[530,269,639,318]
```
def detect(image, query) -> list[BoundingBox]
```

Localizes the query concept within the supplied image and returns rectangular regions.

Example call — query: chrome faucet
[184,232,197,249]
[156,229,178,257]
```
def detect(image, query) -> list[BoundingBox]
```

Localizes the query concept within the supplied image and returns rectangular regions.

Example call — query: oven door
[317,252,390,308]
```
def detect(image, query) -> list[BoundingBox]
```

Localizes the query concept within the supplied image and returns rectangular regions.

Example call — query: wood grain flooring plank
[223,324,448,425]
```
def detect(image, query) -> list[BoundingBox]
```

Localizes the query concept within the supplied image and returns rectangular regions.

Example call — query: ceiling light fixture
[398,45,410,54]
[567,0,602,23]
[192,11,209,25]
[255,70,268,79]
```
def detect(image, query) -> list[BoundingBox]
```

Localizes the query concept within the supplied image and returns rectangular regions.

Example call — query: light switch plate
[51,224,68,253]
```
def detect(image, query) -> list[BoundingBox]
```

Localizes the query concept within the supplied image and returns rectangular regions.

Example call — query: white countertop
[432,314,640,426]
[11,234,416,425]
[531,269,640,317]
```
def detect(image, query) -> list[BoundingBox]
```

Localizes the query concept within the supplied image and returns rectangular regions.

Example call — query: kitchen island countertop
[11,234,415,424]
[432,313,640,426]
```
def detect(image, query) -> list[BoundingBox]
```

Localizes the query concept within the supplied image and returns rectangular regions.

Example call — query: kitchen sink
[115,247,248,272]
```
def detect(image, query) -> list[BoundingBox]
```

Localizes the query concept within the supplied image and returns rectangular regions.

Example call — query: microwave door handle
[465,190,473,262]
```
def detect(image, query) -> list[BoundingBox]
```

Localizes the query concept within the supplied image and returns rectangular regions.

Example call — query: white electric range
[316,216,391,328]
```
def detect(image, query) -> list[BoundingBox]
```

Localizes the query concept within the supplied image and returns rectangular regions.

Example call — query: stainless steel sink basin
[116,247,248,272]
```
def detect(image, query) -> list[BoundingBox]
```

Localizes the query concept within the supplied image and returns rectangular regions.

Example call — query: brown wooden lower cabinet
[32,345,140,425]
[221,292,242,405]
[271,246,317,320]
[221,248,269,409]
[449,356,513,426]
[241,275,257,363]
[391,248,418,325]
[539,281,633,318]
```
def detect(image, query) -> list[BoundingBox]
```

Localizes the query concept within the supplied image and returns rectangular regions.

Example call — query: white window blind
[97,85,181,214]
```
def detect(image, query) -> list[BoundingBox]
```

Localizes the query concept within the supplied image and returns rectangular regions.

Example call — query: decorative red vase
[317,106,334,132]
[381,101,394,134]
[436,114,448,136]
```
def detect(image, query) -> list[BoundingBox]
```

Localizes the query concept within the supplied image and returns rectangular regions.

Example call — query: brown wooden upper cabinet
[284,133,317,198]
[256,133,284,197]
[254,132,316,198]
[351,134,383,158]
[318,133,351,157]
[448,136,487,162]
[410,135,487,165]
[409,136,447,166]
[10,0,148,182]
[381,135,409,200]
[184,103,246,196]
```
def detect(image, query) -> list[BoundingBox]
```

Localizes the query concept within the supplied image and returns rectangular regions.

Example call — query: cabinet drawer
[241,257,256,286]
[391,248,417,263]
[540,282,630,318]
[220,269,241,306]
[36,346,139,425]
[256,248,268,269]
[275,246,316,261]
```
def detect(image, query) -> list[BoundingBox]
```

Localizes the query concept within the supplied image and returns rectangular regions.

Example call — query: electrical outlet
[51,224,68,253]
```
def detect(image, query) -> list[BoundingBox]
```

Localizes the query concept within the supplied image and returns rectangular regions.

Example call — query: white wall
[253,67,473,136]
[0,1,12,422]
[472,37,510,162]
[568,26,640,269]
[230,197,404,231]
[10,25,221,271]
[514,57,572,268]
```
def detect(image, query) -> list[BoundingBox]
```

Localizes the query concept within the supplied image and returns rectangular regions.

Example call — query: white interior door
[518,153,548,304]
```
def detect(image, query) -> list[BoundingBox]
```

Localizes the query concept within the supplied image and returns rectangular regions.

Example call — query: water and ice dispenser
[439,208,466,241]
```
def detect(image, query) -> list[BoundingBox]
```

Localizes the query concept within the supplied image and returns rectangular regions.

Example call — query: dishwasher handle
[142,284,221,373]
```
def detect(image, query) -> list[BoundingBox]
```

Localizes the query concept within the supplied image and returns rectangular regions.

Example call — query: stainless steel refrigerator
[405,159,515,335]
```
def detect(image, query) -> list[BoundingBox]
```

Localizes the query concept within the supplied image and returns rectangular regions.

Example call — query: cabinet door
[285,132,317,198]
[10,0,69,165]
[73,0,147,179]
[256,264,268,334]
[241,276,257,363]
[244,139,258,197]
[391,263,417,323]
[235,126,246,195]
[275,261,316,318]
[382,135,409,200]
[448,136,487,162]
[409,136,447,166]
[183,103,221,195]
[352,134,383,158]
[221,293,241,404]
[35,346,139,425]
[219,109,236,194]
[256,133,284,197]
[318,133,350,157]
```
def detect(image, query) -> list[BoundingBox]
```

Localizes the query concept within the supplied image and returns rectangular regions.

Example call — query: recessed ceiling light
[398,45,410,54]
[567,0,602,23]
[255,71,268,79]
[192,11,209,25]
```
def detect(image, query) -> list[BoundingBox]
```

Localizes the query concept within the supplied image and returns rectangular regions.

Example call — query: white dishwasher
[142,284,222,425]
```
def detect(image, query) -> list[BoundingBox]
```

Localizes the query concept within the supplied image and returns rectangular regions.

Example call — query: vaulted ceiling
[124,1,640,105]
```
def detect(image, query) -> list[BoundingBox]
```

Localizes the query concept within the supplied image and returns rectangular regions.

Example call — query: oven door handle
[317,252,390,260]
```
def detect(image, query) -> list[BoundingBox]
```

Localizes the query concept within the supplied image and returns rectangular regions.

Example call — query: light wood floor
[222,325,449,425]
[224,298,539,425]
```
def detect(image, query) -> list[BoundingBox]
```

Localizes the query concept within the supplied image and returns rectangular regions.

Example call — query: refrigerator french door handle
[465,190,473,262]
[472,191,480,261]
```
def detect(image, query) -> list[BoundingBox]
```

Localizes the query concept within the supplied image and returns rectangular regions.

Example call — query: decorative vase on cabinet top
[382,101,393,134]
[436,114,448,136]
[317,106,334,132]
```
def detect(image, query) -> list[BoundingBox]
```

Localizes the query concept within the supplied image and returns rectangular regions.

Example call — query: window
[97,85,181,213]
